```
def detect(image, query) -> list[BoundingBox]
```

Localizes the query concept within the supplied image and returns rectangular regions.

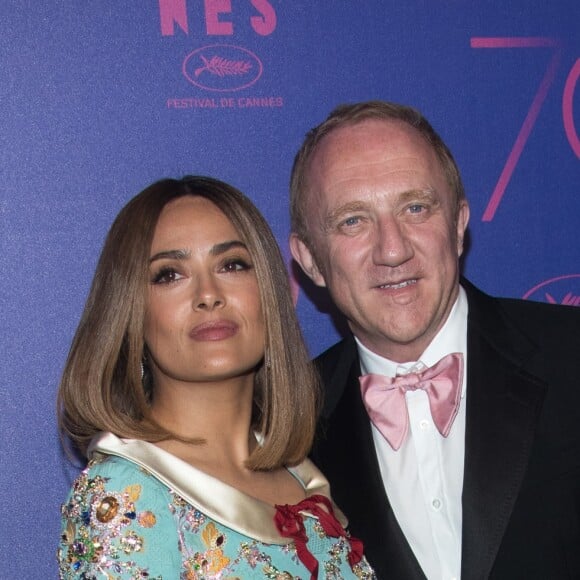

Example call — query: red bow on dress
[274,494,364,579]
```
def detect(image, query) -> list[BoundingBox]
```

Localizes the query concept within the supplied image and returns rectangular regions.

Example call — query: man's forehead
[309,119,434,174]
[319,117,420,149]
[308,122,440,186]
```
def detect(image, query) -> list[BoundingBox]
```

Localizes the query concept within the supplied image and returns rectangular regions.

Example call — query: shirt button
[432,498,442,510]
[419,419,430,430]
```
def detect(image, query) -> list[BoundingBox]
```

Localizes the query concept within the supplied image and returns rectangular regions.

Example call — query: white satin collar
[89,432,347,544]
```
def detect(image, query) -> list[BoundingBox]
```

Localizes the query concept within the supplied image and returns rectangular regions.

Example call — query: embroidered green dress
[58,433,376,579]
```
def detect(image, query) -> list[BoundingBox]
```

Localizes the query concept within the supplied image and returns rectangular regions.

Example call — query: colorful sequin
[58,455,376,579]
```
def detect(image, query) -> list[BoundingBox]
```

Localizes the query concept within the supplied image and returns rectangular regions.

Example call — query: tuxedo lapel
[461,283,547,580]
[314,339,426,579]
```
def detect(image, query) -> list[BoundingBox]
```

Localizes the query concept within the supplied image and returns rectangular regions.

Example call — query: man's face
[291,118,469,362]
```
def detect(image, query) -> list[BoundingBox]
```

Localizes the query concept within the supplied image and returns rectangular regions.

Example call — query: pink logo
[470,37,563,221]
[522,274,580,306]
[183,44,263,92]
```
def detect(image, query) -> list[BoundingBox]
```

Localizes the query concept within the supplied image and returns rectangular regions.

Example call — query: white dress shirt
[356,286,468,580]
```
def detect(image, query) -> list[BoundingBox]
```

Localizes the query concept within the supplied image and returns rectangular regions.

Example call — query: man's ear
[289,233,327,287]
[456,200,470,257]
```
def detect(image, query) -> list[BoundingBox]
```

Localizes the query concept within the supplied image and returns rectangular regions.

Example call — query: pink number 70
[470,37,563,222]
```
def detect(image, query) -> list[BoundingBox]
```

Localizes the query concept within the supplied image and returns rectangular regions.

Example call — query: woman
[57,176,375,579]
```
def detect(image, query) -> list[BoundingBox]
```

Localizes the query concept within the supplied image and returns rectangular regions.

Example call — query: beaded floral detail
[58,455,376,579]
[58,461,159,579]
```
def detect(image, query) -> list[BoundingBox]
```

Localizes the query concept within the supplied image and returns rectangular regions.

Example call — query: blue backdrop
[1,2,578,576]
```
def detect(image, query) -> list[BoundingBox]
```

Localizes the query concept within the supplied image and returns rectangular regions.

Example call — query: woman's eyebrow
[148,241,247,264]
[148,249,190,264]
[210,240,247,256]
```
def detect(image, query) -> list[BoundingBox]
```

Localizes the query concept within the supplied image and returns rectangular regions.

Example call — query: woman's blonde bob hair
[58,176,320,470]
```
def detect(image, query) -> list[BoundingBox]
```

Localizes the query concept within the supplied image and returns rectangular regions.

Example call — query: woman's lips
[189,320,238,341]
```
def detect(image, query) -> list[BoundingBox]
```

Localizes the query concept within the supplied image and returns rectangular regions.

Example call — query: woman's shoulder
[82,451,161,482]
[61,452,177,542]
[59,453,182,579]
[70,452,170,503]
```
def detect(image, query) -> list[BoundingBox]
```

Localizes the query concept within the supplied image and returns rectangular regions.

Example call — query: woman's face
[144,195,265,388]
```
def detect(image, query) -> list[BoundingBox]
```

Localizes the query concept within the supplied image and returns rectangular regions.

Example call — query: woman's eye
[151,267,182,284]
[221,259,253,273]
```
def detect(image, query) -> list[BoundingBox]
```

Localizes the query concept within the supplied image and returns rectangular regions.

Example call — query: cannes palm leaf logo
[194,55,252,78]
[523,274,580,307]
[183,45,263,92]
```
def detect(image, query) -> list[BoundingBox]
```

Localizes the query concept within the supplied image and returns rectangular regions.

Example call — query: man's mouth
[378,279,417,290]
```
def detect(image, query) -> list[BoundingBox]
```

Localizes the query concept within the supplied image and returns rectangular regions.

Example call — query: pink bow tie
[359,353,463,451]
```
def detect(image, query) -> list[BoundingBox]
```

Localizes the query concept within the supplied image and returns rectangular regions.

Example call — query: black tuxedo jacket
[312,280,580,579]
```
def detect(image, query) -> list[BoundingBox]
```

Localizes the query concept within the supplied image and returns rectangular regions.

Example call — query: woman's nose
[192,276,225,311]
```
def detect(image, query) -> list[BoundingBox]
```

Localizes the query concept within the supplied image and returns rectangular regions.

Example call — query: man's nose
[372,216,414,267]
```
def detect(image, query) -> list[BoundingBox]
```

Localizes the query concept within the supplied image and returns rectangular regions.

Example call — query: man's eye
[152,267,182,284]
[342,216,361,227]
[408,204,425,214]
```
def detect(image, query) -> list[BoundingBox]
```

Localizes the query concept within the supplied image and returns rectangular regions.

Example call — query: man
[289,101,580,580]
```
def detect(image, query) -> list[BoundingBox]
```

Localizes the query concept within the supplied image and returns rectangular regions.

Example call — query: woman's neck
[148,375,307,507]
[149,373,256,467]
